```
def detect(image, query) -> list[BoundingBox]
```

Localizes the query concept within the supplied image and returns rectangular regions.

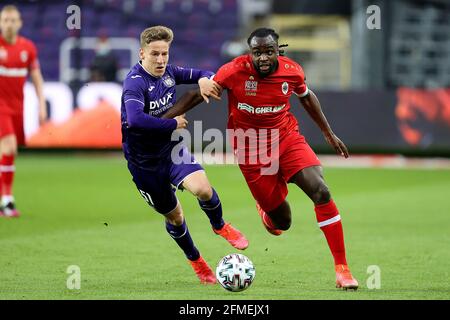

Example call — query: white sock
[1,195,14,206]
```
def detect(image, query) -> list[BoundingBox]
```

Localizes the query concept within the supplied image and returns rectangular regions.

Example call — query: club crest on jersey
[20,50,28,63]
[282,82,289,95]
[162,76,175,87]
[245,79,258,96]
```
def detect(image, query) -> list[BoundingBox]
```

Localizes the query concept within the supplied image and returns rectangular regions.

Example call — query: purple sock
[198,188,225,230]
[165,220,200,261]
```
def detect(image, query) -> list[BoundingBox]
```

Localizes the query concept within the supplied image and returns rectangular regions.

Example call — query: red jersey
[0,35,39,115]
[214,54,309,140]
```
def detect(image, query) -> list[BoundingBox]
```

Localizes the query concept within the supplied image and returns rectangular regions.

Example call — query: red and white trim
[0,165,15,172]
[293,86,309,98]
[318,214,341,228]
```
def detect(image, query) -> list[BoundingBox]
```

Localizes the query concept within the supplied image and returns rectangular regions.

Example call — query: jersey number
[139,189,154,206]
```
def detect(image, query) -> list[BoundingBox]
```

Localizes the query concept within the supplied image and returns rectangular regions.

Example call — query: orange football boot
[189,256,216,284]
[335,264,359,290]
[256,203,282,236]
[213,222,249,250]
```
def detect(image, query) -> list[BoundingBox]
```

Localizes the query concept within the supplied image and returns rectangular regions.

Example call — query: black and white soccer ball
[216,253,256,292]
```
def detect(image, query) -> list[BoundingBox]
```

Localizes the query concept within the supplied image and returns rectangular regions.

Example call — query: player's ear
[139,48,145,60]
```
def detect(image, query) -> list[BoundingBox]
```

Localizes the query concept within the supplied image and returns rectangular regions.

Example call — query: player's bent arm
[173,67,220,103]
[299,90,349,158]
[174,67,214,85]
[161,90,204,119]
[30,68,47,124]
[125,99,177,133]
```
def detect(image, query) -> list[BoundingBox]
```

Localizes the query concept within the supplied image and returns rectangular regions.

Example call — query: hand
[324,132,349,158]
[175,114,188,129]
[38,101,48,125]
[198,77,222,103]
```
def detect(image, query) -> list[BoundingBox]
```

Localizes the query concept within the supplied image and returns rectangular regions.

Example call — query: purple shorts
[127,146,204,214]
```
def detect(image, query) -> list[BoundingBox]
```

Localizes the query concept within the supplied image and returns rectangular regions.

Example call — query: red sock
[314,199,347,266]
[0,155,15,196]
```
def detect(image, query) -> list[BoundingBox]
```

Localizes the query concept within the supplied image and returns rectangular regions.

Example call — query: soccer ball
[216,253,256,292]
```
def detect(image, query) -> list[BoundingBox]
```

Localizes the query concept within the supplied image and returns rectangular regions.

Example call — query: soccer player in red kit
[213,28,358,290]
[0,5,47,217]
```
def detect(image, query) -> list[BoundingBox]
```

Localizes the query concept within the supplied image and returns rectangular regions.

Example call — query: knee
[165,207,184,226]
[193,184,213,202]
[166,214,184,226]
[277,218,291,231]
[0,137,17,156]
[268,202,292,231]
[312,183,331,205]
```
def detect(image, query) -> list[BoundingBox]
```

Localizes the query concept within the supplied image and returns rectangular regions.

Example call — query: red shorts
[238,131,321,212]
[0,113,25,145]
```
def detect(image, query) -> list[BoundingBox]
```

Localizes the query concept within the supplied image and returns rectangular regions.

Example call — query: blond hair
[0,4,20,17]
[140,26,174,47]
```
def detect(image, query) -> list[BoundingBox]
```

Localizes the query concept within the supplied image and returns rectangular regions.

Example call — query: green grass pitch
[0,154,449,300]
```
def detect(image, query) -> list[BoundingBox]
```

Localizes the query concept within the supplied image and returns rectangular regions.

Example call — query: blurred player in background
[0,5,47,218]
[165,28,359,290]
[121,26,248,284]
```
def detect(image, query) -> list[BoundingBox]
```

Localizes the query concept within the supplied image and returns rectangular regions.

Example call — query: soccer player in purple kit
[121,26,248,284]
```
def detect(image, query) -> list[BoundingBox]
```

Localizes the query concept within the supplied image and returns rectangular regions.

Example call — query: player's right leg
[127,161,216,284]
[239,164,291,235]
[0,130,19,218]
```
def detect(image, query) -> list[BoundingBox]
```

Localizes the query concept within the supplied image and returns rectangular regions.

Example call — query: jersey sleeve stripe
[125,98,145,105]
[294,87,309,98]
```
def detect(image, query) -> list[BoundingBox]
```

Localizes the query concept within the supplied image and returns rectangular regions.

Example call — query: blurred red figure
[0,5,47,217]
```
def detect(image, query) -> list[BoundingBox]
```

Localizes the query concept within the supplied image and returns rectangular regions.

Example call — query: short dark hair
[247,28,279,46]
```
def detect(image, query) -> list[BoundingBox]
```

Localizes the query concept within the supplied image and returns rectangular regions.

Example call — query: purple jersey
[121,62,213,169]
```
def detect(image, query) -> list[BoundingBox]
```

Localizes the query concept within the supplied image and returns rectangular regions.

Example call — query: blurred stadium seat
[13,0,239,82]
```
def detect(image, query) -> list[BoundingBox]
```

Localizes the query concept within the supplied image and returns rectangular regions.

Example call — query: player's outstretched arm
[299,90,349,158]
[161,90,204,119]
[30,68,47,125]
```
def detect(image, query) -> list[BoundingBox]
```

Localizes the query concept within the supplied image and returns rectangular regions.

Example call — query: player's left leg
[289,166,358,290]
[181,170,249,250]
[0,133,19,218]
